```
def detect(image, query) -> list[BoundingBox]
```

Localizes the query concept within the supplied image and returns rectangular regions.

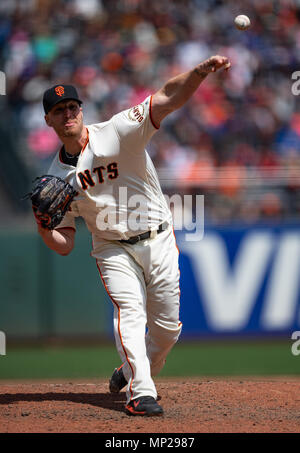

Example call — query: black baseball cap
[43,84,82,114]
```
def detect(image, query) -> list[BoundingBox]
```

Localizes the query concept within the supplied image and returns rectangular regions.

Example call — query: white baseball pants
[93,226,182,403]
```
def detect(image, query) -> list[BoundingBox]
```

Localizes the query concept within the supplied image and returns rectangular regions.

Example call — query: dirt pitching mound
[0,378,299,433]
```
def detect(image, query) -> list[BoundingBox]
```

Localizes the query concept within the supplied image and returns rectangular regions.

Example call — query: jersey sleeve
[112,95,159,152]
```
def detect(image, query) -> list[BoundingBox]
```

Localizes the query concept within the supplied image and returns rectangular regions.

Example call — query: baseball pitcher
[30,56,230,416]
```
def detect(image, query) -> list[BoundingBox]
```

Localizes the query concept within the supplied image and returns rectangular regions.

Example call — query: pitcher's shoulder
[86,120,112,133]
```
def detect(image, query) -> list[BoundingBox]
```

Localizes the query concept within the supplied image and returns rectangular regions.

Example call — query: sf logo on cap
[55,86,65,97]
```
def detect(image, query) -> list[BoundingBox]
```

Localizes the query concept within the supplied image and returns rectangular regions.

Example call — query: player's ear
[45,114,52,127]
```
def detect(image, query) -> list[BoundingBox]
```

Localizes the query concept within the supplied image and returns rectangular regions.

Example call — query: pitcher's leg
[96,247,157,403]
[146,306,182,376]
[110,294,157,402]
[145,229,182,376]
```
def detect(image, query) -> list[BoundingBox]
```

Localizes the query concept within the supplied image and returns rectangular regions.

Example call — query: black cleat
[125,396,164,416]
[109,365,127,393]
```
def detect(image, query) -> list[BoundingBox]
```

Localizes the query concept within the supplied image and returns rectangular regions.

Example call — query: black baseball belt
[120,221,169,245]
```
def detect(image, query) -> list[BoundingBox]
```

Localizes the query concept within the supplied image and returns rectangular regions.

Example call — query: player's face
[45,100,83,138]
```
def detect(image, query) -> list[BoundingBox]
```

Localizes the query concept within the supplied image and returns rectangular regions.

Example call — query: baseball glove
[26,175,77,230]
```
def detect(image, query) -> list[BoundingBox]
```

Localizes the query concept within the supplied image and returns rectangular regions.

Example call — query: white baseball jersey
[48,95,172,242]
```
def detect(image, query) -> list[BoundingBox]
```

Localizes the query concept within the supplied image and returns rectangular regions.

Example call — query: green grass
[0,344,120,380]
[160,340,300,377]
[0,340,299,380]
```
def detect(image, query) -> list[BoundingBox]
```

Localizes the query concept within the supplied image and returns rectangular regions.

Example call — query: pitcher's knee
[167,321,182,345]
[147,321,182,376]
[151,320,182,348]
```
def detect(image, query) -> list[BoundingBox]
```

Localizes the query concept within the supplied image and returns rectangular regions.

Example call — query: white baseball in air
[234,15,251,30]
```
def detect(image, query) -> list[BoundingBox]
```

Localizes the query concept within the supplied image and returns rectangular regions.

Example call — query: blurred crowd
[1,0,300,224]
